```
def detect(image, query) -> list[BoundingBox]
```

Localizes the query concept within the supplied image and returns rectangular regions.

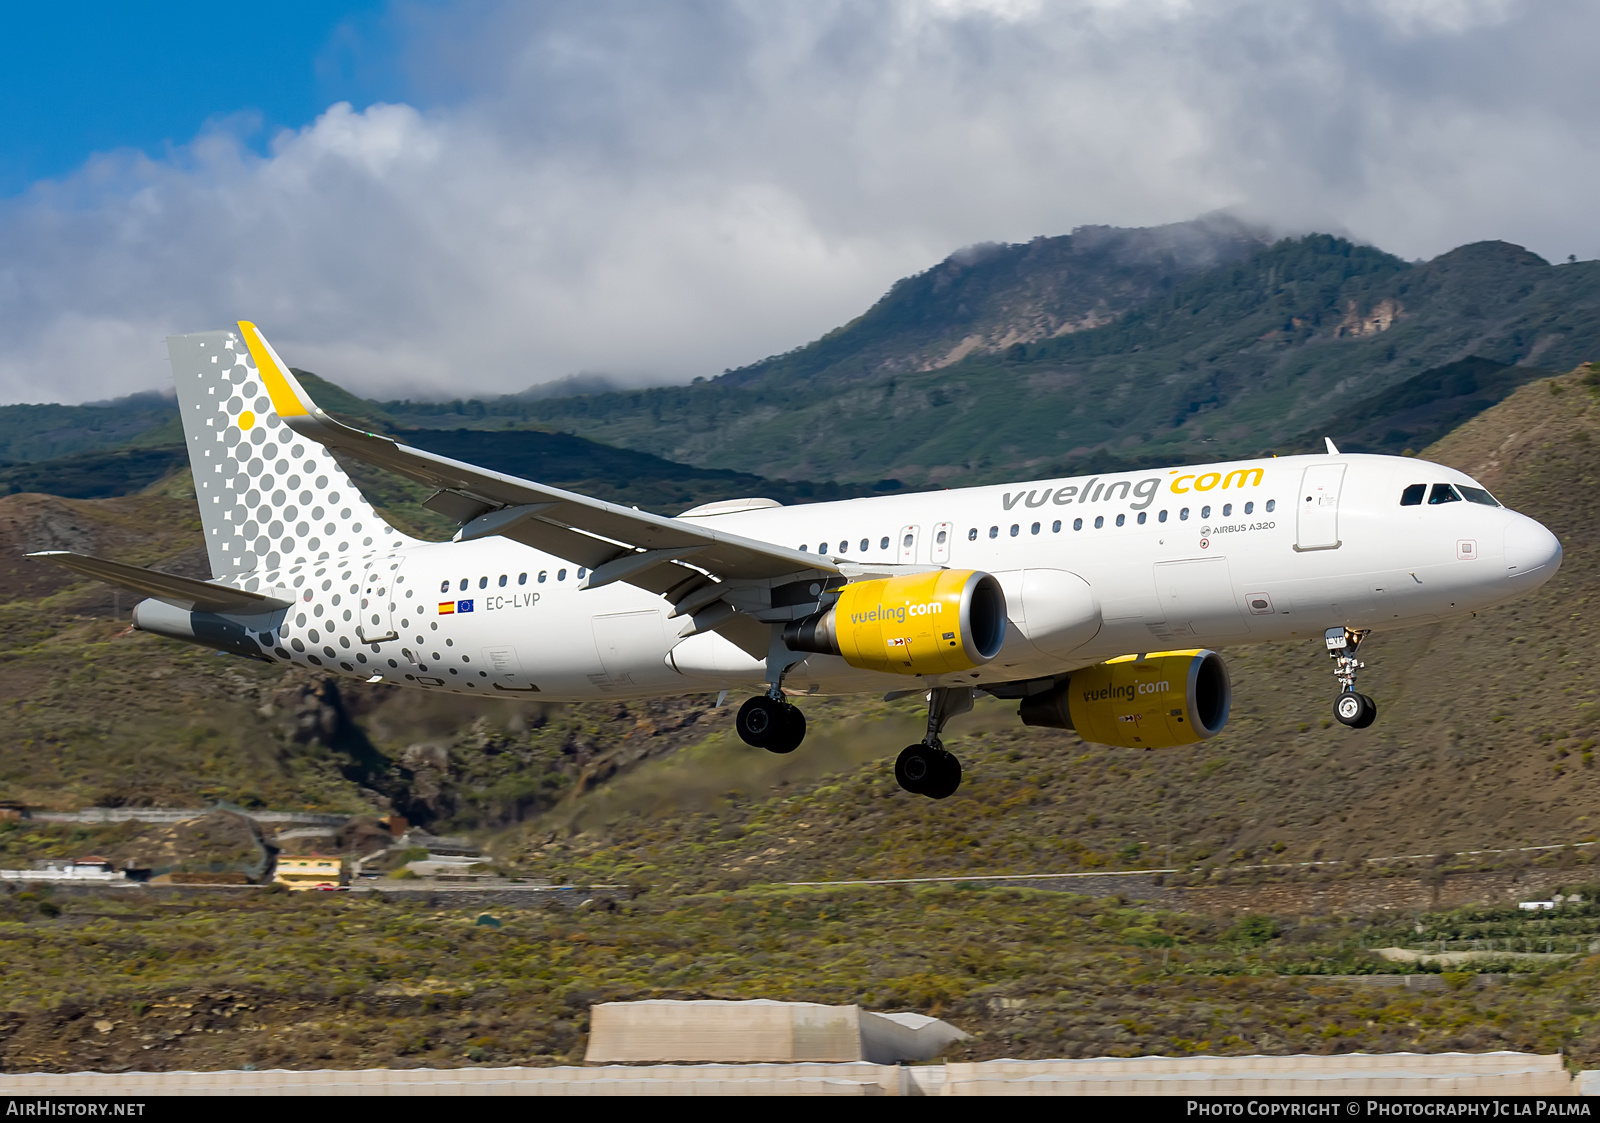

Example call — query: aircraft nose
[1504,516,1562,584]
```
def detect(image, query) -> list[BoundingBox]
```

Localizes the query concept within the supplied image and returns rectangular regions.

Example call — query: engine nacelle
[1019,649,1231,748]
[783,569,1007,675]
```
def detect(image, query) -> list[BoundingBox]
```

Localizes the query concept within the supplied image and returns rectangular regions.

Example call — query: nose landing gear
[895,687,972,800]
[1326,626,1377,729]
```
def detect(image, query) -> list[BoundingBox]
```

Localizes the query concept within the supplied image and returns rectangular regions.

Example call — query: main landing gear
[895,688,972,801]
[735,629,809,754]
[1325,626,1377,729]
[735,692,807,754]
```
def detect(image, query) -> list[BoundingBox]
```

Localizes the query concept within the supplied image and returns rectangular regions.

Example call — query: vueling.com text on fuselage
[1001,466,1265,512]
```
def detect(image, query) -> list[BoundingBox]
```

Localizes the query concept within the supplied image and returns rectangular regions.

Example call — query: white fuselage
[251,452,1560,702]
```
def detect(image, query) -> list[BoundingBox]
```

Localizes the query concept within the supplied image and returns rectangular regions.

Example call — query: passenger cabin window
[478,576,487,589]
[1428,483,1462,505]
[968,528,978,541]
[860,538,869,551]
[538,571,548,583]
[498,575,507,587]
[819,542,829,555]
[1094,516,1104,529]
[459,578,468,591]
[989,526,999,539]
[1200,505,1211,519]
[1115,514,1125,527]
[439,580,449,593]
[935,530,947,546]
[1073,518,1083,530]
[558,569,568,581]
[1459,486,1501,507]
[1009,524,1019,537]
[1159,510,1168,523]
[1244,502,1254,514]
[1265,499,1276,513]
[1030,522,1040,535]
[518,573,527,585]
[880,537,890,550]
[1053,520,1062,532]
[1400,484,1426,506]
[1222,503,1232,517]
[1137,512,1147,525]
[1179,508,1190,520]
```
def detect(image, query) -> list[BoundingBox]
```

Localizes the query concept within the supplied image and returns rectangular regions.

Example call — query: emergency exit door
[898,524,920,563]
[1296,464,1346,551]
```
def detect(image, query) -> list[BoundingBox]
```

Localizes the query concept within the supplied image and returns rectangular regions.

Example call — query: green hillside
[4,225,1596,505]
[501,238,1600,484]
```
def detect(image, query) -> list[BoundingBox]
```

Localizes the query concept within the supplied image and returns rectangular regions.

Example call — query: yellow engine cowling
[782,569,1007,675]
[1019,649,1231,747]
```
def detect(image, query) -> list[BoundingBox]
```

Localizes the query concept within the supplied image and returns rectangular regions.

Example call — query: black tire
[765,703,807,754]
[1351,693,1377,729]
[922,751,963,800]
[895,744,937,794]
[1334,692,1364,727]
[736,696,783,748]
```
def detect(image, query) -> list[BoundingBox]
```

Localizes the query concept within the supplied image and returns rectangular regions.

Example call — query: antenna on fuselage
[1324,437,1341,455]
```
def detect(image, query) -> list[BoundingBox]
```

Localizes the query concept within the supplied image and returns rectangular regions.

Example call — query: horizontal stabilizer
[26,551,293,614]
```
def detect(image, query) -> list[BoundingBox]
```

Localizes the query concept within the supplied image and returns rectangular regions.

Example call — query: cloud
[1,0,1598,403]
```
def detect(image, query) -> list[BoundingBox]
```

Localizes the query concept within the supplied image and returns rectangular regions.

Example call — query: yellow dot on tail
[238,411,255,431]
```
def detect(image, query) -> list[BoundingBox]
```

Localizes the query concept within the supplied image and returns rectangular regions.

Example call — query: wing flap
[28,551,293,614]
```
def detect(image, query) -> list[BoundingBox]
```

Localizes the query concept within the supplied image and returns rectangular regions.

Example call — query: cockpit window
[1428,483,1462,505]
[1458,485,1501,507]
[1400,483,1425,506]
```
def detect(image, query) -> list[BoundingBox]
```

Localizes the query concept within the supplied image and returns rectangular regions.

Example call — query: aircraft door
[898,524,920,563]
[357,554,404,644]
[1296,464,1346,551]
[931,521,953,564]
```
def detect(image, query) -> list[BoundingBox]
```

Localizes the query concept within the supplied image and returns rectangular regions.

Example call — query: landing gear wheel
[922,751,962,801]
[766,703,806,754]
[895,744,937,794]
[737,696,806,752]
[895,744,963,799]
[1334,691,1377,729]
[1351,693,1377,729]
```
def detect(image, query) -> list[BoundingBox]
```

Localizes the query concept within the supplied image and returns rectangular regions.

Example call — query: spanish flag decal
[437,601,455,615]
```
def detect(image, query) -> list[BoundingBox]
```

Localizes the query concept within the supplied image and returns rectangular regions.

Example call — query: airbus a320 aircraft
[32,324,1563,800]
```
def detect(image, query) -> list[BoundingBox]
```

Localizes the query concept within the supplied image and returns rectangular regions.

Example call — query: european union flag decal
[457,599,475,613]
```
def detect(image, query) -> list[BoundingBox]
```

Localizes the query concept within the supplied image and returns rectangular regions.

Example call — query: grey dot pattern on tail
[171,329,419,677]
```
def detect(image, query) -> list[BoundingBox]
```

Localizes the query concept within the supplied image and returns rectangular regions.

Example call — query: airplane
[30,323,1563,801]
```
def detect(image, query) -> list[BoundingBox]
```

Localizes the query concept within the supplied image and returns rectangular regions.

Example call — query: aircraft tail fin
[167,323,414,582]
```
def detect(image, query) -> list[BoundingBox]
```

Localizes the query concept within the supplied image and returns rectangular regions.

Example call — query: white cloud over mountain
[1,0,1596,403]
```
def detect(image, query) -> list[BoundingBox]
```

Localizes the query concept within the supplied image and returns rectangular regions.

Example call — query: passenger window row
[798,536,894,555]
[438,566,589,594]
[964,500,1275,539]
[1400,482,1500,507]
[793,502,1292,559]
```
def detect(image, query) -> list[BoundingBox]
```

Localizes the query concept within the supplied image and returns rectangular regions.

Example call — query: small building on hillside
[0,857,125,882]
[273,856,345,890]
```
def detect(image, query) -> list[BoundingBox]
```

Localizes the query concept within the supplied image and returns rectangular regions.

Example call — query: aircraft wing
[236,322,836,618]
[27,551,294,614]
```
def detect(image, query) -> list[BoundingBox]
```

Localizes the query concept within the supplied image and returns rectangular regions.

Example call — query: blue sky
[1,1,1598,405]
[0,3,405,197]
